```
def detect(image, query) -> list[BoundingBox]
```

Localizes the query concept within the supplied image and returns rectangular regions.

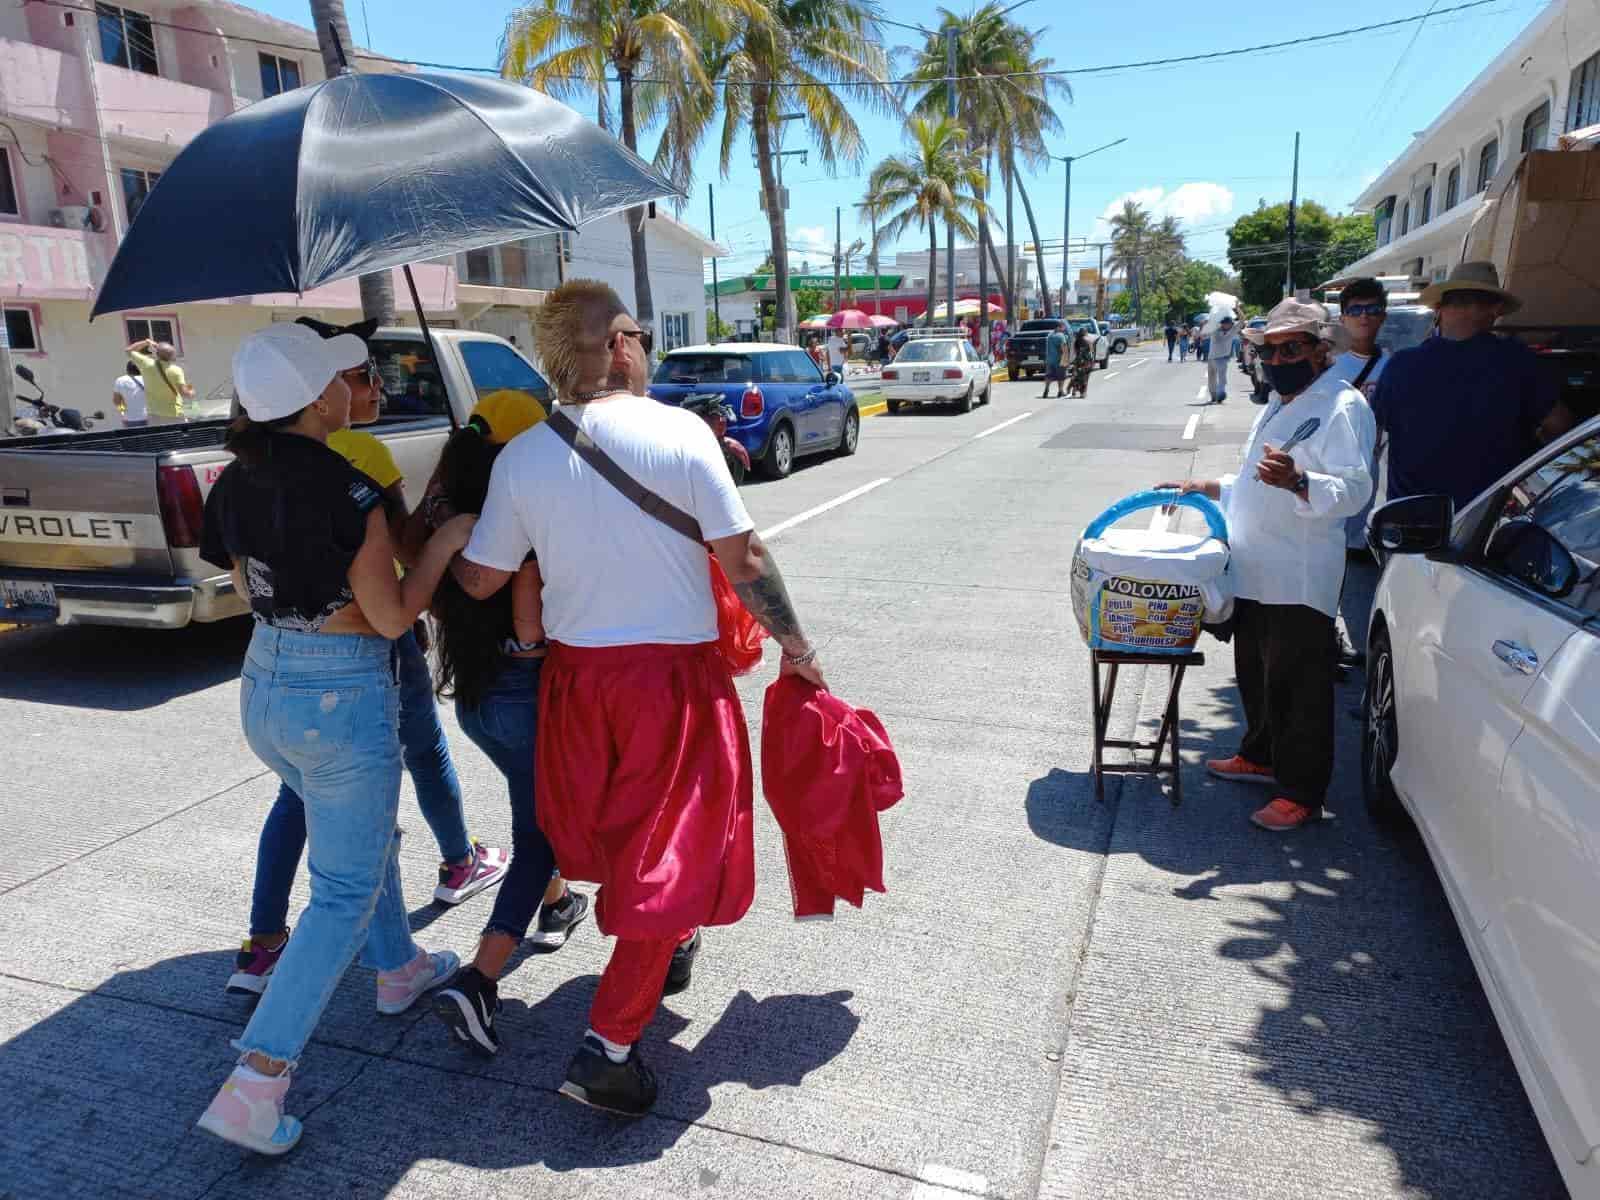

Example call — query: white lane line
[759,477,892,541]
[1103,371,1121,380]
[1182,414,1200,440]
[1147,507,1171,533]
[1125,357,1148,369]
[972,411,1034,440]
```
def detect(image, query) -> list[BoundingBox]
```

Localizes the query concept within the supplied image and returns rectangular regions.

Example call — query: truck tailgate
[0,447,172,574]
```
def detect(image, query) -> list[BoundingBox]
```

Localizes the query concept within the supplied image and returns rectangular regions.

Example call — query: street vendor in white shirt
[1158,297,1375,832]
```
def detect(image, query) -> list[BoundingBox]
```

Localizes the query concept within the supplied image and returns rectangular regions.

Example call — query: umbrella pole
[403,263,458,431]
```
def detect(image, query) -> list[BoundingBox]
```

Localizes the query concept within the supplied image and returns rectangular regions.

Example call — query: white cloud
[790,225,829,247]
[1096,182,1236,231]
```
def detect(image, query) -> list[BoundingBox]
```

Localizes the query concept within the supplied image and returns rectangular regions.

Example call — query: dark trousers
[1233,599,1336,809]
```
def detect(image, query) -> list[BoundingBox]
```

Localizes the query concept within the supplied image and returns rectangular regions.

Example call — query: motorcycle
[681,391,751,485]
[10,364,102,436]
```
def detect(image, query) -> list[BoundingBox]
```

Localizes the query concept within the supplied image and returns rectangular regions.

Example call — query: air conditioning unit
[49,205,104,231]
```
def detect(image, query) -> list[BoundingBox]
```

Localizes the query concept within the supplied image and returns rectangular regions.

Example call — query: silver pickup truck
[0,328,549,629]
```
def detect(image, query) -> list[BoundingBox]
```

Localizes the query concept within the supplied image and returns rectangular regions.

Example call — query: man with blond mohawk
[450,280,826,1115]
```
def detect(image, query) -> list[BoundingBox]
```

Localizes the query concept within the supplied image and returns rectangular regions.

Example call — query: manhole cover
[1042,423,1236,452]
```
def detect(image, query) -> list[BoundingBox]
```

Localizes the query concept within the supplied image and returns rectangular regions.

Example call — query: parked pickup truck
[0,328,549,630]
[1005,318,1112,379]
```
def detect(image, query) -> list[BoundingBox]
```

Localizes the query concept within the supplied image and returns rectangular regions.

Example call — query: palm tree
[503,0,747,327]
[662,0,892,341]
[866,117,986,327]
[1106,199,1156,325]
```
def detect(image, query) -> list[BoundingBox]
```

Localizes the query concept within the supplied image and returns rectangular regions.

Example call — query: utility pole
[834,206,842,313]
[709,183,721,341]
[943,21,957,328]
[1286,131,1300,298]
[1049,138,1125,325]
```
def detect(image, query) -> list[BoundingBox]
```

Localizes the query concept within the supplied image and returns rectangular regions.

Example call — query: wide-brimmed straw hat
[1243,297,1336,344]
[1418,261,1522,313]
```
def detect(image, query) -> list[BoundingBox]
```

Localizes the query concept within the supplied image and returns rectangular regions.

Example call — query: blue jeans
[234,625,419,1066]
[249,627,468,936]
[456,658,556,941]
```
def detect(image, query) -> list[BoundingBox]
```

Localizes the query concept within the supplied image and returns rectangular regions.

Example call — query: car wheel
[761,422,795,479]
[980,382,992,406]
[1362,629,1410,829]
[837,408,860,456]
[959,383,974,413]
[886,399,901,415]
[1112,339,1128,354]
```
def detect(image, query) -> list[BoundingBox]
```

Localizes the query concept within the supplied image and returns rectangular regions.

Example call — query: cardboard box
[1461,149,1600,327]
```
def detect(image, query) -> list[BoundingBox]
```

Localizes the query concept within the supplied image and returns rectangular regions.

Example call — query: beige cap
[1418,260,1522,313]
[1243,297,1336,344]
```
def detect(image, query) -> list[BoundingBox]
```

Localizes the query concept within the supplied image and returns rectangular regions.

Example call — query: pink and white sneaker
[433,840,508,905]
[196,1062,302,1155]
[376,949,460,1016]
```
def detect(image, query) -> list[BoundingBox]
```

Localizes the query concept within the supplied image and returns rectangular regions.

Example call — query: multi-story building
[0,0,719,417]
[1342,0,1600,284]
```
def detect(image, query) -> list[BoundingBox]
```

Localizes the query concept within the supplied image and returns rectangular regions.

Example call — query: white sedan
[1365,415,1600,1200]
[881,337,992,414]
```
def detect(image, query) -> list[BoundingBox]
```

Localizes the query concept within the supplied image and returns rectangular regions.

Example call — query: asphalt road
[0,349,1569,1199]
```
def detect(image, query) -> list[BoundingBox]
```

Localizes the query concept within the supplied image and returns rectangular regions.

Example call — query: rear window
[370,337,448,417]
[897,341,963,362]
[655,354,754,385]
[1022,321,1060,333]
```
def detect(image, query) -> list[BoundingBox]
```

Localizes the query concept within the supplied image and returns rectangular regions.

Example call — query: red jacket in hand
[761,676,903,919]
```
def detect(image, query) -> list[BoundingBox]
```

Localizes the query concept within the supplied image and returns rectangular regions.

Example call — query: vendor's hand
[1156,479,1220,511]
[780,650,826,689]
[1256,445,1299,490]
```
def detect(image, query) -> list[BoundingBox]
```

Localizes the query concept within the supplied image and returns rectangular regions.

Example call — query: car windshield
[654,354,753,384]
[897,341,963,362]
[1378,308,1435,353]
[1022,321,1059,333]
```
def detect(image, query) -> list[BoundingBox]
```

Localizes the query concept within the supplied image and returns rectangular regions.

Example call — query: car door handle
[1492,639,1539,675]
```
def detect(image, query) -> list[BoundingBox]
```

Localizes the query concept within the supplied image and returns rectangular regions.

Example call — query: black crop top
[200,432,385,630]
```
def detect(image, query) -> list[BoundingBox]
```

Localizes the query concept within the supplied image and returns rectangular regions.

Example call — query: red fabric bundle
[760,676,903,919]
[708,552,767,675]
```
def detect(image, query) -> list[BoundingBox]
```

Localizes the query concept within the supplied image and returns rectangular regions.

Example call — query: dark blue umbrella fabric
[92,71,681,316]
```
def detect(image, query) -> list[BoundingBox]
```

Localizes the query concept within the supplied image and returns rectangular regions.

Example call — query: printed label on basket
[1076,566,1205,653]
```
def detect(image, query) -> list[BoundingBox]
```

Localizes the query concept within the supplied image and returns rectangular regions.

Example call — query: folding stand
[1089,649,1206,806]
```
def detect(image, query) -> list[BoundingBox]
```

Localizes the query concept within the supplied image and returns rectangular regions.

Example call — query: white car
[881,337,992,414]
[1365,416,1600,1200]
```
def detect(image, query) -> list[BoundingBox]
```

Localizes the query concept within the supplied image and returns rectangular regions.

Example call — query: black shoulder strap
[1352,348,1383,390]
[546,408,704,545]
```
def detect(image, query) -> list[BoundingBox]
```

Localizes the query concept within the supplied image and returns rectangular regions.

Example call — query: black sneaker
[663,930,701,997]
[559,1036,658,1115]
[432,966,501,1057]
[529,889,590,951]
[1337,629,1365,668]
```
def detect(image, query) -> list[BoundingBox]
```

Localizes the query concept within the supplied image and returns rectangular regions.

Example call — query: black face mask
[1264,358,1319,396]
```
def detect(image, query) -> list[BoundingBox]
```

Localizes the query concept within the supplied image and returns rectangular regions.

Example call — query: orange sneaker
[1205,754,1278,786]
[1250,798,1320,831]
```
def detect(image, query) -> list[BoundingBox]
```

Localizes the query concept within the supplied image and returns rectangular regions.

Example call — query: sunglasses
[340,359,379,386]
[1342,302,1386,318]
[1437,290,1500,309]
[614,327,654,355]
[1254,338,1319,363]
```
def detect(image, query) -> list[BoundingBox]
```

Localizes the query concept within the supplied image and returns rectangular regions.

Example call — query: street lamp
[1050,137,1126,315]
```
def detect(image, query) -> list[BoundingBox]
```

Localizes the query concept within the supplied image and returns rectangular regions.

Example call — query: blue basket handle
[1083,489,1229,543]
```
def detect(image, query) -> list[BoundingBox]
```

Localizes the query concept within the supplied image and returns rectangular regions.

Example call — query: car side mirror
[1485,519,1579,599]
[825,370,841,386]
[1368,494,1454,556]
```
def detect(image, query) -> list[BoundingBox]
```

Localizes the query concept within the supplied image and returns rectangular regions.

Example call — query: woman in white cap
[193,322,475,1155]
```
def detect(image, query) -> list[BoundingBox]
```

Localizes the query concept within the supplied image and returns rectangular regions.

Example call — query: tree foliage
[1225,200,1340,309]
[1316,215,1378,287]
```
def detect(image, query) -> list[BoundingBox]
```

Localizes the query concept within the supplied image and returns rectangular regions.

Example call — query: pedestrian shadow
[0,950,859,1196]
[0,618,247,709]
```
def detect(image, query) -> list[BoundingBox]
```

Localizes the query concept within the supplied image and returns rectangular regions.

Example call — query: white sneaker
[196,1062,302,1155]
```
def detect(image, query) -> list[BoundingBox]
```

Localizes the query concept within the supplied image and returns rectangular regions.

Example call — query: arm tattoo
[732,543,808,655]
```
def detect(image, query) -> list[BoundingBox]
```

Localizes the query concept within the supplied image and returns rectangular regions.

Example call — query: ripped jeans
[233,624,419,1066]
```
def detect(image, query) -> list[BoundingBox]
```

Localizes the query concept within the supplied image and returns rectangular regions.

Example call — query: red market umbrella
[824,309,874,330]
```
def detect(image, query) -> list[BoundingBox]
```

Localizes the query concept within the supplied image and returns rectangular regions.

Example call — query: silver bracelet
[782,647,817,667]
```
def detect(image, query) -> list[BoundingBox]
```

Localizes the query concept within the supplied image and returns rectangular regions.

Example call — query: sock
[236,1060,288,1082]
[588,1028,631,1063]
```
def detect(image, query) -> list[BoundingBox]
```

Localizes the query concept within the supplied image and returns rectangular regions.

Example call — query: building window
[96,3,158,75]
[463,248,495,284]
[258,53,301,98]
[1570,51,1600,132]
[1520,100,1550,152]
[1476,139,1499,193]
[0,148,18,217]
[119,167,160,224]
[1444,164,1460,211]
[662,312,691,352]
[498,243,527,288]
[124,315,179,352]
[1420,185,1432,226]
[1374,196,1395,246]
[2,306,40,353]
[1400,201,1411,237]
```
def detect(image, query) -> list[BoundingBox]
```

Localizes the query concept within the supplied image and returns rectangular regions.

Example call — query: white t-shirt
[1332,349,1389,546]
[826,334,846,369]
[113,375,147,422]
[1332,349,1387,401]
[464,394,754,647]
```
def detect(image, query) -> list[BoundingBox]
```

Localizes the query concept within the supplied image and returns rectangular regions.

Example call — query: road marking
[1103,371,1121,380]
[1147,506,1171,533]
[972,411,1034,440]
[911,1164,990,1198]
[1125,357,1148,369]
[759,477,892,541]
[1182,414,1200,440]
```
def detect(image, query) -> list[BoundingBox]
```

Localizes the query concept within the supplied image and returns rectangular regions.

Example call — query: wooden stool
[1089,649,1205,806]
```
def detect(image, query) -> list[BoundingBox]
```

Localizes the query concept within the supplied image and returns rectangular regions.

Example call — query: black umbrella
[91,70,681,318]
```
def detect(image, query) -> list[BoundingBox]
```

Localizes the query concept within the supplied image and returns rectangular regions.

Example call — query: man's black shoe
[559,1036,658,1115]
[1336,628,1365,669]
[663,930,701,997]
[433,966,501,1056]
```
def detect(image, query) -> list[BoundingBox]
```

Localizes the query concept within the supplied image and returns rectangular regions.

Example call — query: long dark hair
[224,410,303,468]
[431,427,512,709]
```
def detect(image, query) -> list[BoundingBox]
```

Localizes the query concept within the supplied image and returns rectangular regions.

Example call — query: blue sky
[257,0,1548,282]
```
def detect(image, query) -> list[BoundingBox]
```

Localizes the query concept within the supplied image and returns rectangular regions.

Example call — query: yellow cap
[468,389,548,444]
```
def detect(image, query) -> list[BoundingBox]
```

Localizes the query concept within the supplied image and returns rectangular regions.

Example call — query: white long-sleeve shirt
[1217,370,1376,617]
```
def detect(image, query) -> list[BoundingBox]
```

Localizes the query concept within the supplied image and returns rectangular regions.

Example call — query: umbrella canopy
[929,299,1003,320]
[92,71,680,317]
[798,315,831,329]
[824,309,873,330]
[867,314,898,328]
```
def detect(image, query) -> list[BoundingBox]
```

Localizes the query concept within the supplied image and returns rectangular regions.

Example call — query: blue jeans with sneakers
[233,625,420,1065]
[249,627,469,936]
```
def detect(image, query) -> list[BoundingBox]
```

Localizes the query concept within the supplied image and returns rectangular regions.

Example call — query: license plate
[913,370,931,383]
[0,578,57,616]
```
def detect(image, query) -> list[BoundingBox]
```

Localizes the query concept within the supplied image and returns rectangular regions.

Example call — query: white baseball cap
[232,322,368,422]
